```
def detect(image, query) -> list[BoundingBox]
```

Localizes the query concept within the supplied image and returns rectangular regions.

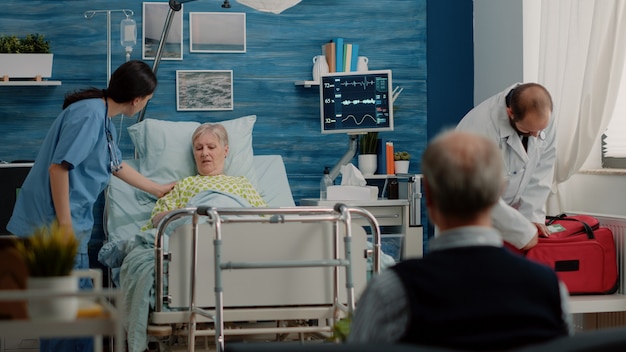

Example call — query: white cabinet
[301,198,423,261]
[0,270,123,352]
[2,336,38,352]
[302,174,423,261]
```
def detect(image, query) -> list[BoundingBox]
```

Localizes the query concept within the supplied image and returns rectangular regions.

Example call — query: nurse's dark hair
[508,83,553,121]
[62,60,157,109]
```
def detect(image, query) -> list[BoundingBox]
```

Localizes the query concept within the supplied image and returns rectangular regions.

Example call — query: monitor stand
[328,134,360,182]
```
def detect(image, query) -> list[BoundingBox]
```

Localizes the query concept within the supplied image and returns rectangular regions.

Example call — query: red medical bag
[525,214,619,295]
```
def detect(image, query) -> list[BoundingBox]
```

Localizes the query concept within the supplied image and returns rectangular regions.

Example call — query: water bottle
[320,167,333,200]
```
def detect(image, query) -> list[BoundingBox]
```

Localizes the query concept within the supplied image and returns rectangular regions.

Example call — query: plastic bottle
[388,177,399,199]
[320,166,333,200]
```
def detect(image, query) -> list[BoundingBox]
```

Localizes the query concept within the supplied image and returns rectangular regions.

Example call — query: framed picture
[143,2,184,60]
[189,12,246,53]
[176,70,234,111]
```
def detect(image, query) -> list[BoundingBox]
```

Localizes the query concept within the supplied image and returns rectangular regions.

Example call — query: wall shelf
[294,80,319,88]
[0,81,61,86]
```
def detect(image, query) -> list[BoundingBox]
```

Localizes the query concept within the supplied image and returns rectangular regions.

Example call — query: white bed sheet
[99,154,295,281]
[104,154,294,245]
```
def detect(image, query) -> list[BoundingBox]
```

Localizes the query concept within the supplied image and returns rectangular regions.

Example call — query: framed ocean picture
[189,12,246,53]
[176,70,234,111]
[143,2,184,60]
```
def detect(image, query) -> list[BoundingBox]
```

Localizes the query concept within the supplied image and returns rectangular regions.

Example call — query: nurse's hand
[533,222,551,238]
[154,181,176,198]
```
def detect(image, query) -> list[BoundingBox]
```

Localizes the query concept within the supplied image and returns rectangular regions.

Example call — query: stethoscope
[103,93,123,173]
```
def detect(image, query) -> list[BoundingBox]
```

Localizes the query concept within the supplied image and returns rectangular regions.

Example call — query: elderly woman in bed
[143,123,267,229]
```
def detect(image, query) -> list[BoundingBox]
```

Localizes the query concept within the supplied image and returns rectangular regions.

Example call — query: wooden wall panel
[0,0,426,204]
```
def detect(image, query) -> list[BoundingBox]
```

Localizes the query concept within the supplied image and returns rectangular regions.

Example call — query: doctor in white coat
[456,83,556,250]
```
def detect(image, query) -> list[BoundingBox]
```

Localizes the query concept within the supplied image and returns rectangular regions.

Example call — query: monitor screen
[320,69,394,134]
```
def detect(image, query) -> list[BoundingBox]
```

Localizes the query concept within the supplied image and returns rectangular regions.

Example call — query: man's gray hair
[422,130,503,219]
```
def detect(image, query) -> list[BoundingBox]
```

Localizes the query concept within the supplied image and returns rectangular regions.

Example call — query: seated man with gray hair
[349,130,572,350]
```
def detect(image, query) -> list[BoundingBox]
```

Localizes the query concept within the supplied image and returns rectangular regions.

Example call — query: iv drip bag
[120,17,137,50]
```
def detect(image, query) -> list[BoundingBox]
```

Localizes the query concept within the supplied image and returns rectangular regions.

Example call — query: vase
[358,154,377,175]
[312,55,329,82]
[394,160,410,174]
[27,275,78,321]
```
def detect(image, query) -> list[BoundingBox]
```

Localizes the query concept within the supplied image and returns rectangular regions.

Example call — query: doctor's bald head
[506,83,552,137]
[422,130,503,221]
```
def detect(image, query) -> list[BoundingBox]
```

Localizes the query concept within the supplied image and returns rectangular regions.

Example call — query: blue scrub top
[7,98,122,252]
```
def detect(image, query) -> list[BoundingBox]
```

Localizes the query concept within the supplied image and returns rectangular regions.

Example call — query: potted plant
[358,132,378,175]
[394,150,411,174]
[14,221,80,321]
[0,33,54,81]
[328,315,352,342]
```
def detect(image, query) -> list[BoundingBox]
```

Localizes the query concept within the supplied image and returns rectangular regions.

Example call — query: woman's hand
[152,210,172,227]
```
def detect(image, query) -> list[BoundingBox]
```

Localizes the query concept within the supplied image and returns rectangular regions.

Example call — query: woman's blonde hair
[192,123,229,146]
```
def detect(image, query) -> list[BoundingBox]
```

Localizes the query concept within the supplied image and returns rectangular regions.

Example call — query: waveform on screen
[341,98,376,106]
[340,114,378,126]
[340,77,376,90]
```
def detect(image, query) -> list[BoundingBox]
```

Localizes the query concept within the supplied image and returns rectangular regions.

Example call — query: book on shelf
[324,41,336,73]
[376,138,387,175]
[334,37,344,72]
[330,38,361,73]
[386,141,395,174]
[344,43,353,72]
[350,44,359,72]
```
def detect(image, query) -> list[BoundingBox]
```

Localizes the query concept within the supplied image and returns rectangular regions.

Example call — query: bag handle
[546,213,595,240]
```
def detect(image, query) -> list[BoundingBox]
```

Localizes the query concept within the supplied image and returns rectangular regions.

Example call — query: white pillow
[127,115,258,189]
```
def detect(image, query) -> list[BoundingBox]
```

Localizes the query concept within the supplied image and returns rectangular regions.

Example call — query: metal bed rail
[151,204,381,351]
[177,203,378,352]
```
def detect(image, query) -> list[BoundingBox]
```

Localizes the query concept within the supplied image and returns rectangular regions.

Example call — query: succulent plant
[328,315,352,342]
[394,151,411,161]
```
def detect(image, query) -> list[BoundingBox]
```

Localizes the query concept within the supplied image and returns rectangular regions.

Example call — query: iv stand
[135,0,232,123]
[84,9,134,85]
[137,0,199,124]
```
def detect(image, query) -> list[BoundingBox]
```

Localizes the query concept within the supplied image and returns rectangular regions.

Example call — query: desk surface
[568,294,626,314]
[300,198,409,207]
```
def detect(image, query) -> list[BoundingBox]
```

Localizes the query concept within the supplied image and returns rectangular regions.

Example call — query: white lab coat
[456,83,557,248]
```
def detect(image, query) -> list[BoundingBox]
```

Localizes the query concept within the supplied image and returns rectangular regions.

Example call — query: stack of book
[376,138,396,175]
[322,38,360,73]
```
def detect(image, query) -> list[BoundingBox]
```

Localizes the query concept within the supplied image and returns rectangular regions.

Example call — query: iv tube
[120,16,137,62]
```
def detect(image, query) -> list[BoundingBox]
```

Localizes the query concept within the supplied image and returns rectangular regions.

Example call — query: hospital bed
[99,117,382,351]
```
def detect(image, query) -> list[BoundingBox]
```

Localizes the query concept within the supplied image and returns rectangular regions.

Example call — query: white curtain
[537,0,626,214]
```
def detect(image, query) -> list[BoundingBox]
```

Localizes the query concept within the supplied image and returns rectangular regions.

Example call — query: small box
[327,185,378,201]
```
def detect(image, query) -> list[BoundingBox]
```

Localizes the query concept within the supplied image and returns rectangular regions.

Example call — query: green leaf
[359,132,378,155]
[15,221,78,277]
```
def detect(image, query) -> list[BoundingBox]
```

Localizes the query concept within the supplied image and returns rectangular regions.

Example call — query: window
[602,64,626,169]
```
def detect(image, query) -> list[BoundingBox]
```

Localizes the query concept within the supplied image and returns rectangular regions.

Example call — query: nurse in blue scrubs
[7,60,176,352]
